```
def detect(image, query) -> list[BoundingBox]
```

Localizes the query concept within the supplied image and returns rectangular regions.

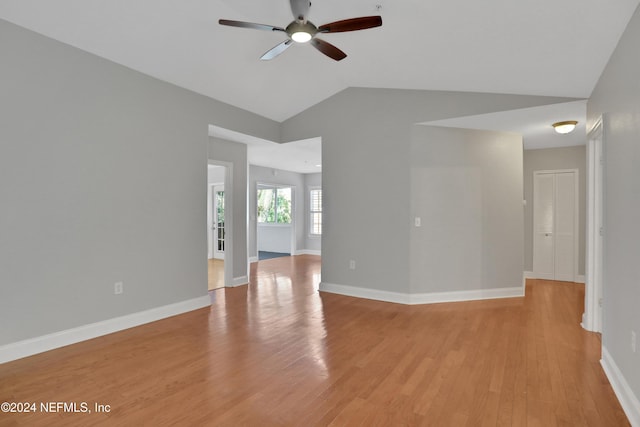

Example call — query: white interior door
[554,172,577,281]
[533,173,555,279]
[213,185,225,260]
[533,170,578,282]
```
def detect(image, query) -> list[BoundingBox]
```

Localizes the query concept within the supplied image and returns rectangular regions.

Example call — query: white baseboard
[524,271,586,284]
[319,282,411,304]
[251,251,320,262]
[295,249,321,256]
[319,282,524,305]
[410,286,524,304]
[0,295,211,365]
[601,346,640,426]
[231,275,249,287]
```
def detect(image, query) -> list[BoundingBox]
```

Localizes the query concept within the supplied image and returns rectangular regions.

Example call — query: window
[310,188,322,235]
[215,190,225,252]
[257,186,292,224]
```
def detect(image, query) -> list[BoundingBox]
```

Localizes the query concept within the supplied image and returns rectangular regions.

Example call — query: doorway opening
[208,163,230,290]
[256,183,295,260]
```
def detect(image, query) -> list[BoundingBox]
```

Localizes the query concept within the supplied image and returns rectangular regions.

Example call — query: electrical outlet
[349,260,356,270]
[114,281,124,295]
[632,331,637,353]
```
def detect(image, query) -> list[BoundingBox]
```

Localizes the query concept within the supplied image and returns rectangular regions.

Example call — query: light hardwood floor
[0,255,629,426]
[208,258,224,290]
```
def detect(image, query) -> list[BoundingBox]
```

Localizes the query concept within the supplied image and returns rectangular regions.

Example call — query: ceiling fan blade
[311,38,347,61]
[318,16,382,33]
[218,19,285,32]
[260,39,294,60]
[290,0,311,21]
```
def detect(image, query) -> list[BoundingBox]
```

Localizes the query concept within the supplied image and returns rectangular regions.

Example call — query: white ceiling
[425,100,588,150]
[2,0,638,170]
[210,125,322,174]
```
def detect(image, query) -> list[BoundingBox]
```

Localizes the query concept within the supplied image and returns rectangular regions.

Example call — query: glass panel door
[214,186,225,259]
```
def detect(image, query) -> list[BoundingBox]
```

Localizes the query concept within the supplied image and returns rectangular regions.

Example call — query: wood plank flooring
[207,258,224,290]
[0,255,629,426]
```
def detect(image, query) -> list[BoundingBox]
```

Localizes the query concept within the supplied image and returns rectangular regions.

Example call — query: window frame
[309,187,322,236]
[257,185,292,225]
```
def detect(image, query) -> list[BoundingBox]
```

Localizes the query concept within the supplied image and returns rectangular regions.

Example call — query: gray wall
[1,14,616,368]
[282,88,576,294]
[0,19,278,345]
[207,165,226,184]
[410,126,524,293]
[588,4,640,406]
[249,165,305,258]
[523,146,586,275]
[208,138,249,283]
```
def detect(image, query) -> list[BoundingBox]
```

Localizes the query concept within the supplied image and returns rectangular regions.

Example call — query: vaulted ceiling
[1,0,638,123]
[2,1,638,172]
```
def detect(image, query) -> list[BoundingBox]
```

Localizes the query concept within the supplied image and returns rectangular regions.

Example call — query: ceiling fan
[219,0,382,61]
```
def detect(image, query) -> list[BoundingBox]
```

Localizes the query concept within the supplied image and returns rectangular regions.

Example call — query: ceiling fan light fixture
[552,120,578,134]
[291,31,312,43]
[219,1,383,61]
[287,21,316,43]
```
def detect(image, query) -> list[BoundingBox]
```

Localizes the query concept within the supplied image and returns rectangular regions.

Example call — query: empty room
[1,1,639,425]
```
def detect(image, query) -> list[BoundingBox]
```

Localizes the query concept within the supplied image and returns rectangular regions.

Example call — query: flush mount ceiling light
[552,120,578,134]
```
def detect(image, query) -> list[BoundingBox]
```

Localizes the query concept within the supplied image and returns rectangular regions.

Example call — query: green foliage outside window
[216,191,225,223]
[258,187,291,224]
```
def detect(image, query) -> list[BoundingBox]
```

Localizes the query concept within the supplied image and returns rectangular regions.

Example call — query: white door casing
[584,118,604,333]
[208,183,214,259]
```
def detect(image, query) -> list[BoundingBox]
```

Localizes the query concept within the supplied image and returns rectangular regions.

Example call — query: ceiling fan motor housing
[286,21,317,42]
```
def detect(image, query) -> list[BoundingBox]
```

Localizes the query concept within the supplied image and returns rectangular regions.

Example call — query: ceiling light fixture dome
[552,120,578,134]
[291,31,312,43]
[286,21,316,43]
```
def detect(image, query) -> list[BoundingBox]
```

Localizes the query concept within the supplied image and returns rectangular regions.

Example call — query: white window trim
[309,187,322,236]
